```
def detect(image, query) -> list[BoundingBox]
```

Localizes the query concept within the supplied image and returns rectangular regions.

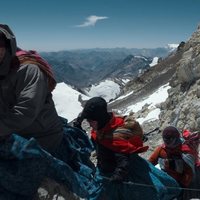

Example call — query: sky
[0,0,200,51]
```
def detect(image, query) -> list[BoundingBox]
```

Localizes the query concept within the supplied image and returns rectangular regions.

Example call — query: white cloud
[75,15,108,27]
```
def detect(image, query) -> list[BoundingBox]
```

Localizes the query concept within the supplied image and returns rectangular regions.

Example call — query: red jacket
[91,114,148,154]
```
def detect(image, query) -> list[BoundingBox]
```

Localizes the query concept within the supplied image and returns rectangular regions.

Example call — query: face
[87,119,98,130]
[163,136,180,148]
[0,39,6,63]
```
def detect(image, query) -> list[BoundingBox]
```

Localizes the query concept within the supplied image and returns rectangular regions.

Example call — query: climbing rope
[101,176,200,192]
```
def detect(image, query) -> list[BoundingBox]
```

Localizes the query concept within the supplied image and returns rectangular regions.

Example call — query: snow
[137,108,161,124]
[121,78,130,84]
[52,82,89,122]
[86,79,121,102]
[134,55,148,61]
[166,44,179,52]
[149,57,159,67]
[167,44,179,49]
[52,82,170,124]
[116,91,133,100]
[121,83,171,124]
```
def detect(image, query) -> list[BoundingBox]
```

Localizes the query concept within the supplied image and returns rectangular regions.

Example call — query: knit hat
[162,126,181,148]
[81,97,111,129]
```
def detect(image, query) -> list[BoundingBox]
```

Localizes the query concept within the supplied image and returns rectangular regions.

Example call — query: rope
[101,176,200,192]
[144,127,160,136]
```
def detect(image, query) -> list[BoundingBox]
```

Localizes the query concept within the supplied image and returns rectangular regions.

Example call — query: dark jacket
[96,142,129,176]
[0,24,63,152]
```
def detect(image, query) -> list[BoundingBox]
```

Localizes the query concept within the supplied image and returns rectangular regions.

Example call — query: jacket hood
[0,24,17,76]
[0,24,17,57]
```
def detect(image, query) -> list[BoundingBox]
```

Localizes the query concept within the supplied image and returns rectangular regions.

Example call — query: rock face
[159,24,200,132]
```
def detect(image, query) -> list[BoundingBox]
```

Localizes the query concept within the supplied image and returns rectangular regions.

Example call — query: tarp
[0,118,181,200]
[89,154,181,200]
[0,119,98,200]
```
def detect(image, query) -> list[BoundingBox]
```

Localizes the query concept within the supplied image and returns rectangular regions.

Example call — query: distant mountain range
[41,46,176,88]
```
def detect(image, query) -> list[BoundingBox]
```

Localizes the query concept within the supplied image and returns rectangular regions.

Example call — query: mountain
[41,47,174,88]
[40,23,200,200]
[108,55,152,79]
[54,24,199,159]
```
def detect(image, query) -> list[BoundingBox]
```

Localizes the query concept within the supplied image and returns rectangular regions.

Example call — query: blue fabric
[54,117,95,171]
[89,154,181,200]
[0,117,181,200]
[0,121,98,200]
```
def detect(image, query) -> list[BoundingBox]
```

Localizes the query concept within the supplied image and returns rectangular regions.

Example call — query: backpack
[15,49,56,91]
[182,130,200,166]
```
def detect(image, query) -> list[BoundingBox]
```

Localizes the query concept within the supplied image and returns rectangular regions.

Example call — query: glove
[110,168,127,183]
[73,116,84,131]
[110,173,124,183]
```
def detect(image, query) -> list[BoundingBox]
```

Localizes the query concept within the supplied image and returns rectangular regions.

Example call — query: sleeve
[148,146,162,165]
[0,64,48,136]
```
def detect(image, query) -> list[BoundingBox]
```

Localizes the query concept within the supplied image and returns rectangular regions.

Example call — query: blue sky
[1,0,200,51]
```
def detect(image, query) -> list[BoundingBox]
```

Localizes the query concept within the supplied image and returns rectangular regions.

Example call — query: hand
[110,173,124,183]
[110,167,127,183]
[73,116,84,130]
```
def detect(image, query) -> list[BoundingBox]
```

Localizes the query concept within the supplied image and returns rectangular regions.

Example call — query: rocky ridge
[140,24,200,159]
[159,24,200,131]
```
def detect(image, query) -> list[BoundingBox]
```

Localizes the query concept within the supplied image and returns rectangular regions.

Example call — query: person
[78,97,181,200]
[148,126,195,188]
[0,24,98,199]
[0,24,63,153]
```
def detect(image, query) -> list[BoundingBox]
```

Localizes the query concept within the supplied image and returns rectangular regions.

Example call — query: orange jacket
[149,144,194,187]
